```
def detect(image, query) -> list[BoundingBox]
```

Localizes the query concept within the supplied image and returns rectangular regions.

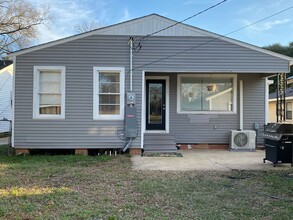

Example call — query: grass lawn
[0,145,293,220]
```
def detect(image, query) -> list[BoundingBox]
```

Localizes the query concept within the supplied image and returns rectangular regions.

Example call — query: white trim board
[141,71,145,148]
[269,97,293,102]
[11,57,16,147]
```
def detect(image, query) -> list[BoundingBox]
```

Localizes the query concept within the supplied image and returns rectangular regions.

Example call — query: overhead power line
[131,0,228,52]
[137,0,228,42]
[132,4,293,71]
[225,5,293,36]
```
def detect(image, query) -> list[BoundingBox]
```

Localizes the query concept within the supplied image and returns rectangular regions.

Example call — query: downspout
[122,37,136,153]
[128,37,134,92]
[239,80,243,130]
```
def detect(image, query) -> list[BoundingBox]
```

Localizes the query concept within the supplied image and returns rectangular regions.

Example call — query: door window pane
[148,83,162,124]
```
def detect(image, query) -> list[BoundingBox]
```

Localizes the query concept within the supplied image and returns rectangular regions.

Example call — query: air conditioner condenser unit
[230,130,256,151]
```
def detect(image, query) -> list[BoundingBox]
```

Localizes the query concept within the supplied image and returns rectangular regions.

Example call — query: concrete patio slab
[131,149,293,171]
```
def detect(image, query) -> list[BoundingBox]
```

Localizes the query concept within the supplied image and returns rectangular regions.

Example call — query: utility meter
[127,92,136,105]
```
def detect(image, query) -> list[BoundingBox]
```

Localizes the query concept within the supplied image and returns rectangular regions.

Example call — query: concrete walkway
[132,149,293,171]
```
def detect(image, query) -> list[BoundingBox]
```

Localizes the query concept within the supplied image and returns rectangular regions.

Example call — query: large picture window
[93,67,125,120]
[33,66,65,119]
[177,74,236,113]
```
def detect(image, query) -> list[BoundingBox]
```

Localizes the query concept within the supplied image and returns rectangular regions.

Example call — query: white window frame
[33,66,66,119]
[177,74,237,114]
[286,101,292,120]
[93,67,125,120]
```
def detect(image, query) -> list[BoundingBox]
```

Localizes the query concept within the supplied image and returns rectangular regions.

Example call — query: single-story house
[269,87,293,123]
[0,61,13,133]
[9,14,293,154]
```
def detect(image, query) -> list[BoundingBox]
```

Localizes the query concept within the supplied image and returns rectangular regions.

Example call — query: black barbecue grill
[263,123,293,167]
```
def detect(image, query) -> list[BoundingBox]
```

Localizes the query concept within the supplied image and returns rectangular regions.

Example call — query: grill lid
[264,123,293,134]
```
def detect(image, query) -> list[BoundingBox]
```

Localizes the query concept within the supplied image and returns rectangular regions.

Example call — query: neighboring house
[269,87,293,123]
[9,14,293,154]
[0,61,13,133]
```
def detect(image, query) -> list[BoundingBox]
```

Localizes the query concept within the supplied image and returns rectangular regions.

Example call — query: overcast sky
[31,0,293,47]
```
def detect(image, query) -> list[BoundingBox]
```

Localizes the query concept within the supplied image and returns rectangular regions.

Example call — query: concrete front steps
[143,133,178,154]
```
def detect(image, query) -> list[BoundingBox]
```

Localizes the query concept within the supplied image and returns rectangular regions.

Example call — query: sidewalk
[132,149,292,171]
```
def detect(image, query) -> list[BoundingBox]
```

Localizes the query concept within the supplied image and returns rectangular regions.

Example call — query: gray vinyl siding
[134,37,289,73]
[95,15,206,37]
[14,35,288,149]
[147,73,265,144]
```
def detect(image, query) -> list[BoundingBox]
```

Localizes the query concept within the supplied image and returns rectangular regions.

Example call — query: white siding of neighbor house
[0,65,13,133]
[14,35,289,149]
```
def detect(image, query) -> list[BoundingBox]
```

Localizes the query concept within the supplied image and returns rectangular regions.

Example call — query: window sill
[177,111,237,115]
[93,116,124,120]
[33,115,65,120]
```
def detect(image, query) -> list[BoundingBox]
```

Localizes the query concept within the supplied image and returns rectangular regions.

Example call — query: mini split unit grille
[230,130,256,150]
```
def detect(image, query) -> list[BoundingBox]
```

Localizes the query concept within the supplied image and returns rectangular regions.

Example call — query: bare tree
[74,20,104,33]
[0,0,51,58]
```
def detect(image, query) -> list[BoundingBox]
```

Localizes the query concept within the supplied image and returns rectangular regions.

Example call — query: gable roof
[269,87,293,100]
[8,14,293,65]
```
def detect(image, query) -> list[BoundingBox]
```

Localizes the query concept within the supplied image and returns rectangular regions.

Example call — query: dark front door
[146,80,166,130]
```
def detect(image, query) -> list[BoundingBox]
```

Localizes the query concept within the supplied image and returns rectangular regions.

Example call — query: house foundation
[129,148,142,155]
[75,149,88,156]
[15,149,30,155]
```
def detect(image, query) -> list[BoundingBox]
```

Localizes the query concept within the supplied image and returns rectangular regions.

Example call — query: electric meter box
[125,106,137,138]
[126,92,136,105]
